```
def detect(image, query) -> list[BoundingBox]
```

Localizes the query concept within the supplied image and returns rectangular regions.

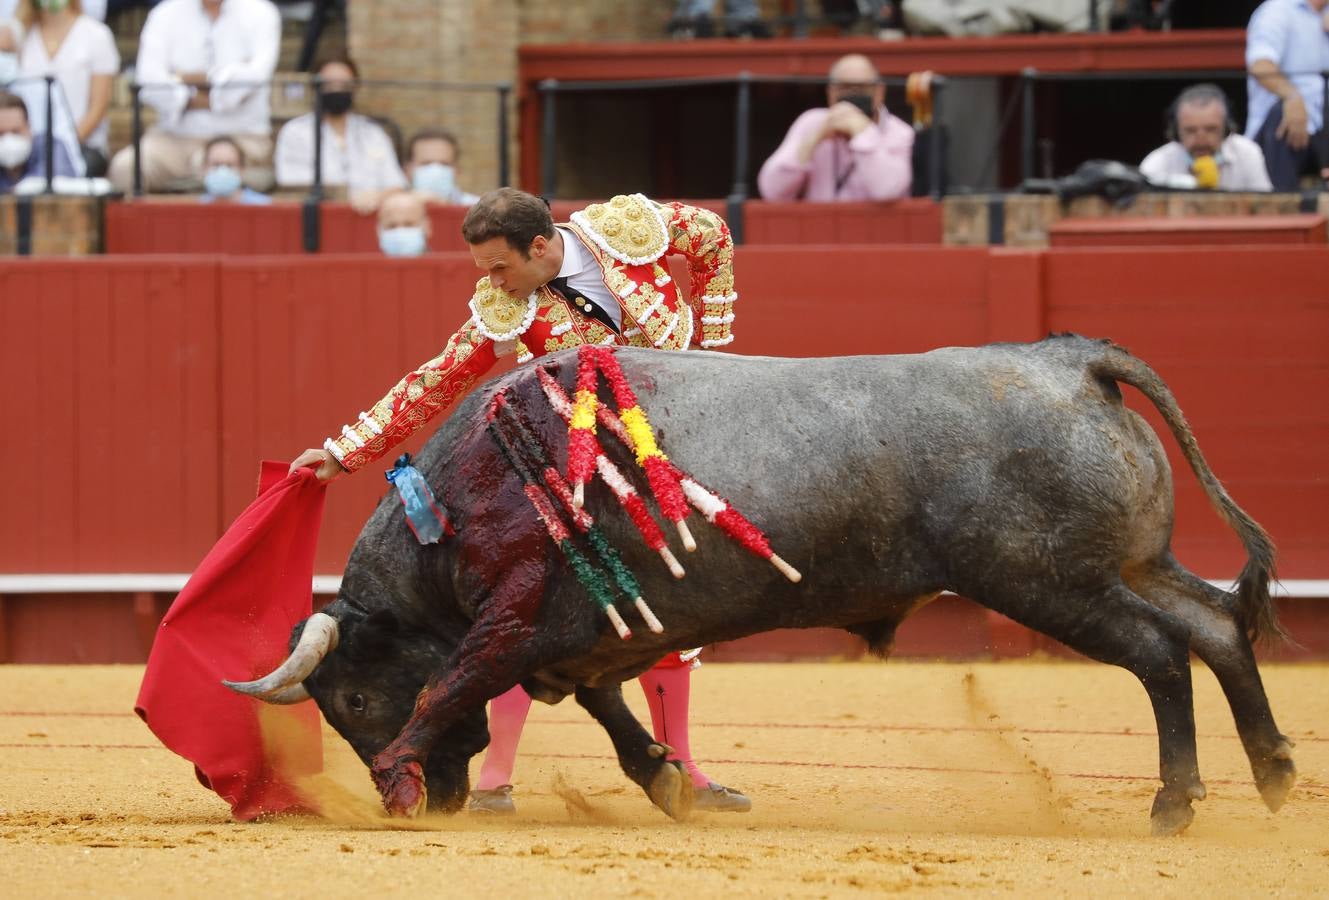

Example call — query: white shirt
[135,0,280,139]
[1139,134,1274,192]
[274,111,407,191]
[19,15,119,151]
[555,225,621,330]
[1245,0,1329,135]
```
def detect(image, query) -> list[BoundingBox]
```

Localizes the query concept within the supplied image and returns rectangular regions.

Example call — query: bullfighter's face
[469,234,556,299]
[300,610,490,813]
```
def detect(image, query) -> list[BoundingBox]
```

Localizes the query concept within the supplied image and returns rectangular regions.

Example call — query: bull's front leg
[370,617,539,816]
[576,683,694,821]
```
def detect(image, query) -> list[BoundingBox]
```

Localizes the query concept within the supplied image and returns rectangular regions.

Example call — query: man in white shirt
[274,56,406,212]
[1139,84,1273,192]
[1245,0,1329,190]
[107,0,280,193]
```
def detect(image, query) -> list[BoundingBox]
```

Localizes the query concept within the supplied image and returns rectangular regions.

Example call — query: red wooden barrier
[1049,215,1328,247]
[104,201,305,254]
[0,258,222,571]
[743,199,942,245]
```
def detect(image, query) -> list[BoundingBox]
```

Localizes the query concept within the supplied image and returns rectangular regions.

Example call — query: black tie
[547,276,620,334]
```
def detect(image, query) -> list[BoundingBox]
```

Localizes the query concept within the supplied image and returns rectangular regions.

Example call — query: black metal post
[15,195,33,255]
[304,78,323,253]
[726,73,752,246]
[929,76,946,201]
[131,83,143,197]
[497,84,510,186]
[1021,68,1036,184]
[311,78,324,200]
[42,76,54,193]
[540,79,557,201]
[1088,0,1099,33]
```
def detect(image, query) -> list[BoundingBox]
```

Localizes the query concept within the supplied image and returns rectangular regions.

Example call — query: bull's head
[223,607,490,813]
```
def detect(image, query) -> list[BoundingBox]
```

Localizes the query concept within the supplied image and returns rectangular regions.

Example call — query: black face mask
[321,91,354,116]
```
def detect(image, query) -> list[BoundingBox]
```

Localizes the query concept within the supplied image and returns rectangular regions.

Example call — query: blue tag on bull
[385,454,449,545]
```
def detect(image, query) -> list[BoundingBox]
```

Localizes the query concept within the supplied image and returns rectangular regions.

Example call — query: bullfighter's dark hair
[461,187,555,256]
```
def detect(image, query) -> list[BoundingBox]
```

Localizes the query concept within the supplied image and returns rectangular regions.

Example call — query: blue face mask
[411,162,456,200]
[379,226,427,258]
[204,165,242,198]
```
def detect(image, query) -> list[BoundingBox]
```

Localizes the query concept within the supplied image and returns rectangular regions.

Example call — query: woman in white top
[273,56,406,212]
[17,0,118,165]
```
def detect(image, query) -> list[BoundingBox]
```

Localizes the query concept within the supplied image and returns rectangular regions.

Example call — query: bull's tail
[1090,343,1282,643]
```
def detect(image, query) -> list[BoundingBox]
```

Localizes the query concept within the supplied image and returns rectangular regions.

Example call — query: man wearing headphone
[1139,84,1273,191]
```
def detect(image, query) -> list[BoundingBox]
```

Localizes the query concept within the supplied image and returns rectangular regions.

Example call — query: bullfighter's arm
[324,319,498,474]
[659,201,736,349]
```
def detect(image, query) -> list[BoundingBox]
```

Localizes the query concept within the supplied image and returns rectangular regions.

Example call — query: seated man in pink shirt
[757,53,914,202]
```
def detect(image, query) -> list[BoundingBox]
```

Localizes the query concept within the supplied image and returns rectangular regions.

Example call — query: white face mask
[411,162,456,200]
[0,131,32,169]
[0,52,19,85]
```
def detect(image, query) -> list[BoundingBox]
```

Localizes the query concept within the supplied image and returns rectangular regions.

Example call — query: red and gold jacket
[325,194,736,473]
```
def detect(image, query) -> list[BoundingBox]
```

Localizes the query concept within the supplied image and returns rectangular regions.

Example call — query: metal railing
[536,73,948,242]
[128,76,512,251]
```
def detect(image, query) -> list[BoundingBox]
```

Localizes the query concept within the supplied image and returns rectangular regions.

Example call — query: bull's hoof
[1253,741,1297,813]
[646,759,693,822]
[374,759,428,818]
[1149,789,1196,837]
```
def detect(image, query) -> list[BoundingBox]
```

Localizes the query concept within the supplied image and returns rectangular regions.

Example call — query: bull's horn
[221,612,339,703]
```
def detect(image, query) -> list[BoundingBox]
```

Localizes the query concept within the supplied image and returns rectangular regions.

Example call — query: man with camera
[757,53,914,202]
[1139,84,1272,191]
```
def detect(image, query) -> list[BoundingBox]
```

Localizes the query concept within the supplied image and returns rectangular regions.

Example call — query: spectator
[404,127,478,205]
[199,134,269,204]
[273,56,406,213]
[1139,84,1273,192]
[16,0,118,174]
[107,0,279,193]
[0,87,76,191]
[0,2,22,85]
[1245,0,1329,190]
[668,0,769,37]
[376,188,430,257]
[757,53,913,202]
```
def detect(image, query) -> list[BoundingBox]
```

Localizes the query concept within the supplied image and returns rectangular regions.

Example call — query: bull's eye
[349,693,366,712]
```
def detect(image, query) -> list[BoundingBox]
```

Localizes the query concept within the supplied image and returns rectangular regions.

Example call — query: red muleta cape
[135,462,326,820]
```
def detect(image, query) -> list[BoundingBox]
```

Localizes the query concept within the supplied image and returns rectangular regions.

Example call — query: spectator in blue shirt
[1246,0,1329,189]
[199,135,271,204]
[0,88,76,192]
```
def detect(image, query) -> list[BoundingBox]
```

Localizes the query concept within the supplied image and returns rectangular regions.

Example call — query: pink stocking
[474,684,533,790]
[638,665,711,789]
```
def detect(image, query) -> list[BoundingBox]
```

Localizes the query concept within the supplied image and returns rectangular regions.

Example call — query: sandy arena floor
[2,660,1326,897]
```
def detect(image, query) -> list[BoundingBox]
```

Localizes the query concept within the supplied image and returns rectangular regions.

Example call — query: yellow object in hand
[1191,155,1220,190]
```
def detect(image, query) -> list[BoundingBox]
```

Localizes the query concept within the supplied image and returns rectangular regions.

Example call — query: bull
[226,336,1295,836]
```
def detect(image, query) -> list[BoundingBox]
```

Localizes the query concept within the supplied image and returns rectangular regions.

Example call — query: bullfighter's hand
[1275,94,1309,151]
[289,448,344,482]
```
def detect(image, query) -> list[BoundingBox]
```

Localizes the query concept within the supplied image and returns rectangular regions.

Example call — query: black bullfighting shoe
[468,785,516,814]
[693,782,752,813]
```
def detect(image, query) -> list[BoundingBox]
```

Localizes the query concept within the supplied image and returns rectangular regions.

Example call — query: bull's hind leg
[576,683,693,821]
[982,581,1204,836]
[1130,563,1296,812]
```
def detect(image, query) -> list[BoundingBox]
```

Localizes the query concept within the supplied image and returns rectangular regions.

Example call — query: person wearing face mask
[757,53,913,202]
[16,0,118,175]
[1139,85,1272,192]
[274,55,406,214]
[404,128,479,206]
[198,134,270,204]
[0,88,75,192]
[376,188,430,257]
